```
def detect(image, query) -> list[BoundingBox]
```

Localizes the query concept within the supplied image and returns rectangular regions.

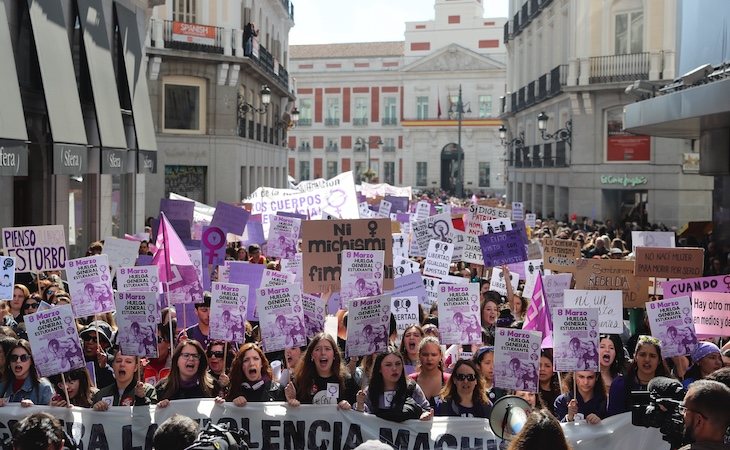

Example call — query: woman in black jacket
[155,340,214,408]
[218,343,284,406]
[436,360,492,418]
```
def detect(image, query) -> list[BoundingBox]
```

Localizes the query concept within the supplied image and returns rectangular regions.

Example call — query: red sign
[171,22,216,46]
[607,135,651,161]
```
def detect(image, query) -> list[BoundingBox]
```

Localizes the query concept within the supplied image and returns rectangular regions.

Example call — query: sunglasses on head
[10,354,31,363]
[454,373,476,382]
[22,303,39,310]
[207,350,225,359]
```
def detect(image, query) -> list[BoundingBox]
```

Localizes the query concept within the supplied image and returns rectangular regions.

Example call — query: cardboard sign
[542,238,581,272]
[209,282,248,342]
[301,219,393,293]
[691,292,730,337]
[574,259,649,308]
[634,247,704,279]
[479,230,528,267]
[489,267,519,296]
[563,290,623,333]
[103,237,140,273]
[2,225,67,272]
[389,273,429,309]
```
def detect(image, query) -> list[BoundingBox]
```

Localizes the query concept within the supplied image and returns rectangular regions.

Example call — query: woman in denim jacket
[0,340,53,407]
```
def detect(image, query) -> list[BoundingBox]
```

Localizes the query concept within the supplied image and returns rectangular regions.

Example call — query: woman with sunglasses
[0,337,17,392]
[354,347,433,421]
[92,351,157,410]
[49,368,96,408]
[436,360,492,418]
[0,340,53,406]
[218,343,284,406]
[284,333,358,409]
[205,340,232,397]
[409,336,450,409]
[155,340,215,408]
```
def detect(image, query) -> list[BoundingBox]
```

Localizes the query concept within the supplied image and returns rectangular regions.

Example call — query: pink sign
[691,292,730,337]
[661,275,730,299]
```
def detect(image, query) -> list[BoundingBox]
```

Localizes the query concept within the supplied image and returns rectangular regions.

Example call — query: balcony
[382,145,396,152]
[161,20,225,54]
[527,81,535,106]
[353,118,368,126]
[326,143,339,153]
[503,22,510,43]
[298,143,311,152]
[325,118,340,126]
[588,52,650,84]
[353,145,366,153]
[381,117,398,126]
[297,118,312,126]
[510,0,553,40]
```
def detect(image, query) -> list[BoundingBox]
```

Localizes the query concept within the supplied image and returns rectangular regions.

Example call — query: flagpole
[161,213,176,349]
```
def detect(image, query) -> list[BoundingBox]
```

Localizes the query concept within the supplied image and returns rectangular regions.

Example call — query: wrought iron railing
[589,52,651,84]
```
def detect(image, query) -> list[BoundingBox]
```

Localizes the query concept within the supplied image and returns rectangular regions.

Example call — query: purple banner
[160,198,195,224]
[241,216,266,245]
[211,202,250,236]
[479,230,528,267]
[228,262,265,320]
[661,275,730,299]
[384,196,409,213]
[388,273,428,310]
[512,221,529,246]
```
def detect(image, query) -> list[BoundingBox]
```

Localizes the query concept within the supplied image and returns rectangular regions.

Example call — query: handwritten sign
[542,238,581,272]
[563,290,623,333]
[478,230,527,267]
[2,225,67,272]
[634,247,704,279]
[543,273,573,311]
[574,259,649,308]
[661,275,730,299]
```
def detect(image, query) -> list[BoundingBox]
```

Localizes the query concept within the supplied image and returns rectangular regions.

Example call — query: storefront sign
[53,143,88,175]
[606,108,651,161]
[137,150,157,174]
[101,148,127,174]
[171,21,216,46]
[0,140,28,176]
[600,174,647,187]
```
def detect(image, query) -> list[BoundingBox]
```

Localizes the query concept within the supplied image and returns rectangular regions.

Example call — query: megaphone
[489,395,530,443]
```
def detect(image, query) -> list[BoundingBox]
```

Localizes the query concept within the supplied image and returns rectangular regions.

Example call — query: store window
[165,165,207,203]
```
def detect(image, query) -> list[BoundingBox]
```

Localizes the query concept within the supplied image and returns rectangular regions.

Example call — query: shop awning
[27,0,87,147]
[116,3,158,153]
[76,0,127,151]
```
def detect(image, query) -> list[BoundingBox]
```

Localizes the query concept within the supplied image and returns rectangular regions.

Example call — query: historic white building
[502,0,712,226]
[145,0,296,214]
[289,0,507,197]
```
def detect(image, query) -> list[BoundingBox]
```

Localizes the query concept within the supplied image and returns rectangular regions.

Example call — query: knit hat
[473,346,495,363]
[690,342,721,364]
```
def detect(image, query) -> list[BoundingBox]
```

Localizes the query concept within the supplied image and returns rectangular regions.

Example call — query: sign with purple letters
[661,275,730,299]
[66,255,114,317]
[257,283,307,352]
[494,328,541,392]
[280,254,303,284]
[646,296,697,358]
[302,293,325,338]
[346,295,391,358]
[24,305,85,377]
[543,273,573,311]
[267,215,301,259]
[391,296,420,344]
[209,282,248,342]
[437,283,481,345]
[114,292,159,358]
[117,266,160,293]
[2,225,67,272]
[423,240,454,279]
[211,201,250,237]
[553,308,600,372]
[340,250,385,306]
[479,230,528,267]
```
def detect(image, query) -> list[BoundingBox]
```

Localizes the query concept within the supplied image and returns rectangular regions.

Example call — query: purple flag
[153,213,200,304]
[523,273,553,348]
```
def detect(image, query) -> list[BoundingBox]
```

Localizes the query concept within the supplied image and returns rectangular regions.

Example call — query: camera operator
[11,412,65,450]
[679,379,730,450]
[153,414,198,450]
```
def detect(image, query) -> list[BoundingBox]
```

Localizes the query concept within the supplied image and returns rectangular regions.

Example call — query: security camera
[680,64,713,86]
[624,80,657,100]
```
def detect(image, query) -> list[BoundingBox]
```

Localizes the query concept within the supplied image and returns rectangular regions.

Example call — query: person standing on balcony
[244,22,258,56]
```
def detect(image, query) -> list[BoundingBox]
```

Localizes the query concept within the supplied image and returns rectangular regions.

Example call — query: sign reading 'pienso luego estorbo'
[2,225,67,272]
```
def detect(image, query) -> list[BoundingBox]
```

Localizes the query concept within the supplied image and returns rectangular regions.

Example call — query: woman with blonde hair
[219,343,284,406]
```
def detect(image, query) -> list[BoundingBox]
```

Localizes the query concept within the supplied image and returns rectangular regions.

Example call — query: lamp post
[451,85,471,198]
[355,136,383,182]
[536,111,572,147]
[238,85,272,116]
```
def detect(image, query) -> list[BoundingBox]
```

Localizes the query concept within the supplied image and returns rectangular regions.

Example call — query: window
[354,161,365,180]
[162,76,206,134]
[173,0,197,23]
[298,99,312,126]
[416,96,429,120]
[416,162,427,186]
[384,162,395,185]
[165,165,206,203]
[326,161,338,178]
[383,137,396,151]
[479,163,490,187]
[478,95,492,118]
[299,161,310,181]
[383,97,397,125]
[615,11,643,54]
[354,98,368,126]
[325,98,340,125]
[326,138,338,152]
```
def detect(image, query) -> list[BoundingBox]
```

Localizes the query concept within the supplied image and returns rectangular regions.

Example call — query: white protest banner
[24,304,85,377]
[553,308,600,372]
[66,255,114,317]
[511,202,524,221]
[392,233,408,258]
[691,291,730,337]
[522,259,545,298]
[280,254,303,284]
[415,201,431,221]
[102,236,139,274]
[646,296,697,357]
[0,257,14,300]
[302,293,325,338]
[2,225,67,272]
[117,265,160,293]
[481,218,512,234]
[631,231,675,252]
[412,212,453,256]
[346,294,391,358]
[257,283,307,352]
[465,204,511,235]
[422,275,441,306]
[438,283,481,345]
[525,213,537,228]
[267,215,301,259]
[378,199,392,218]
[494,327,541,392]
[543,273,573,311]
[360,181,412,198]
[114,292,159,358]
[340,249,385,307]
[391,296,420,344]
[563,290,623,334]
[210,282,248,342]
[423,240,454,279]
[489,267,519,296]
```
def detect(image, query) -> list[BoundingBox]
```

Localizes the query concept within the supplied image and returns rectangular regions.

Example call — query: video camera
[631,376,686,449]
[184,422,249,450]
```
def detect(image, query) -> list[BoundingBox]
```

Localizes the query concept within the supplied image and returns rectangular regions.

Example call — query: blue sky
[289,0,509,45]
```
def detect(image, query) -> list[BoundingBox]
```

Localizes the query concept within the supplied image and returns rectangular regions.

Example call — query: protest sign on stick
[574,259,648,308]
[437,284,481,345]
[2,225,67,272]
[66,255,115,317]
[646,296,697,357]
[494,328,541,392]
[257,283,307,352]
[25,304,85,377]
[346,295,391,358]
[115,292,159,358]
[542,238,581,272]
[634,247,704,279]
[0,257,15,300]
[691,291,730,337]
[553,308,600,372]
[209,282,248,342]
[563,290,623,334]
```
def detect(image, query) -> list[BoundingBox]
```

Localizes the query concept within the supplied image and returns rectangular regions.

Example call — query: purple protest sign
[661,275,730,299]
[479,230,528,267]
[384,196,409,213]
[277,211,308,221]
[136,255,154,266]
[114,292,159,358]
[494,328,542,392]
[209,282,248,342]
[211,201,250,236]
[117,266,160,293]
[511,221,529,246]
[437,283,481,345]
[228,261,265,320]
[201,226,226,266]
[160,198,195,224]
[257,283,307,353]
[646,296,697,357]
[389,273,429,308]
[241,217,266,245]
[346,295,391,358]
[267,215,301,259]
[66,255,115,317]
[24,305,85,377]
[552,308,600,372]
[302,293,325,338]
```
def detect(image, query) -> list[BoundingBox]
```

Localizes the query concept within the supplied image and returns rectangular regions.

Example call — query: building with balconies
[144,0,295,212]
[501,0,712,226]
[288,0,507,196]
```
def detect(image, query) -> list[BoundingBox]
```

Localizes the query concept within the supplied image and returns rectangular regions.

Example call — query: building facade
[502,0,712,227]
[145,0,295,214]
[0,0,156,258]
[289,0,507,197]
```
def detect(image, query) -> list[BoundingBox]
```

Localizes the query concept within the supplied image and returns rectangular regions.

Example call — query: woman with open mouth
[155,340,215,408]
[538,348,561,416]
[279,345,306,385]
[0,339,53,407]
[606,335,672,416]
[284,333,357,409]
[399,325,424,375]
[92,352,157,409]
[599,334,626,392]
[218,343,284,406]
[354,347,433,421]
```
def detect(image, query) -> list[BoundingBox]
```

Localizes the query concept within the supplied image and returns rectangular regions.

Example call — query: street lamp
[536,111,572,148]
[355,136,383,182]
[498,125,525,149]
[239,85,272,116]
[452,85,471,198]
